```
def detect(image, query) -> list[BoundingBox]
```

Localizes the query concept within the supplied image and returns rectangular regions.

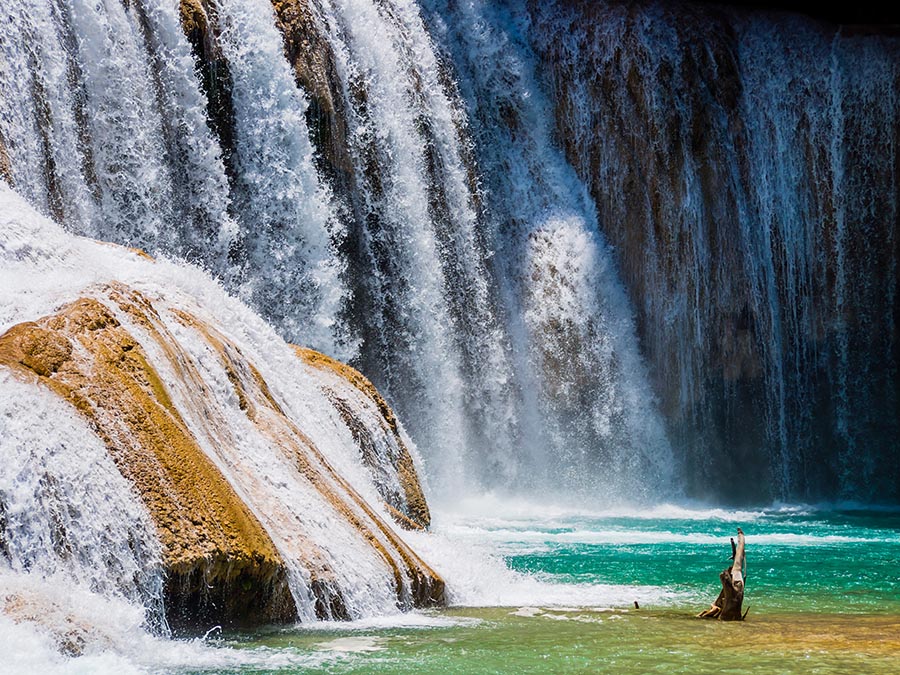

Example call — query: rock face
[270,0,354,186]
[0,285,443,629]
[529,0,900,501]
[178,0,237,175]
[0,133,10,185]
[295,347,431,530]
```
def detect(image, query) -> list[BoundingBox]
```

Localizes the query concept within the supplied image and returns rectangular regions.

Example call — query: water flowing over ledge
[0,0,898,669]
[0,0,677,505]
[0,185,442,636]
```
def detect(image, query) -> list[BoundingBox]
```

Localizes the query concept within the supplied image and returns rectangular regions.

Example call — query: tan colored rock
[3,592,106,657]
[0,132,11,186]
[0,285,444,624]
[0,296,295,628]
[94,239,155,261]
[174,314,443,608]
[295,346,432,531]
[179,0,209,37]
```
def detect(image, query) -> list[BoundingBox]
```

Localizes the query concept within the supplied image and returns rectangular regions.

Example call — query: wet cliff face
[529,0,900,502]
[177,0,352,190]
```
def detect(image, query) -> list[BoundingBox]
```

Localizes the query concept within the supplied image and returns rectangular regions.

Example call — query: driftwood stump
[699,527,746,621]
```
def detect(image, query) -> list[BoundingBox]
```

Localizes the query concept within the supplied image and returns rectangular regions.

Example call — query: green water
[186,506,900,674]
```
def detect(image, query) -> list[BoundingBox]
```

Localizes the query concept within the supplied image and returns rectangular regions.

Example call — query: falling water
[529,0,900,501]
[1,0,899,668]
[0,0,676,504]
[1,0,897,505]
[312,0,519,490]
[0,182,440,630]
[0,0,348,356]
[419,0,673,496]
[0,373,166,628]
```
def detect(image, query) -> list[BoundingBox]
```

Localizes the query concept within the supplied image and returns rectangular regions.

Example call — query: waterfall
[1,1,899,665]
[0,182,441,630]
[0,373,166,627]
[312,0,518,491]
[0,0,675,504]
[418,0,673,496]
[529,0,900,501]
[209,0,349,355]
[0,0,348,356]
[270,0,674,499]
[1,0,897,507]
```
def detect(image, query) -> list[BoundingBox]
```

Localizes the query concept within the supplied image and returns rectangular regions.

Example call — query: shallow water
[176,505,900,674]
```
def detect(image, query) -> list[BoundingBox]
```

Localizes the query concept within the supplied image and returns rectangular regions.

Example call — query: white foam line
[441,526,894,547]
[434,494,813,523]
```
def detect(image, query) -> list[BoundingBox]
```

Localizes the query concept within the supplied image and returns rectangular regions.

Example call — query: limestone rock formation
[270,0,354,185]
[178,0,237,171]
[0,295,294,629]
[0,285,443,629]
[295,347,431,530]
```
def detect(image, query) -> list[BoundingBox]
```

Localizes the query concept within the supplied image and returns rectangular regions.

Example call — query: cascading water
[0,0,899,669]
[0,374,166,628]
[419,0,673,497]
[311,0,518,490]
[311,0,673,497]
[528,0,900,502]
[0,0,676,504]
[0,182,444,638]
[0,0,348,356]
[209,0,349,355]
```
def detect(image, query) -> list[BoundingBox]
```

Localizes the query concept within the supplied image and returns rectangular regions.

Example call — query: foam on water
[440,527,892,548]
[403,514,685,608]
[442,493,776,524]
[0,571,340,675]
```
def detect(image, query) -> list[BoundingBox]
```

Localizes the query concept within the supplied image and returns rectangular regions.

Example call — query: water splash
[0,374,166,629]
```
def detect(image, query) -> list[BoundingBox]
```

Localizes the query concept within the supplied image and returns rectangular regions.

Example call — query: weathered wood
[699,527,746,621]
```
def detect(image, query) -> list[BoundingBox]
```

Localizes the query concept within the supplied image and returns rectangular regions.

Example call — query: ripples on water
[5,503,897,674]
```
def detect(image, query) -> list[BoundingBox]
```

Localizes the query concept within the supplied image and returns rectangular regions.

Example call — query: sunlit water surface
[170,503,900,674]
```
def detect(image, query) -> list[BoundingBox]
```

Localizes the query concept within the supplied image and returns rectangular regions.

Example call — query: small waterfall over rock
[0,374,166,631]
[0,185,442,634]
